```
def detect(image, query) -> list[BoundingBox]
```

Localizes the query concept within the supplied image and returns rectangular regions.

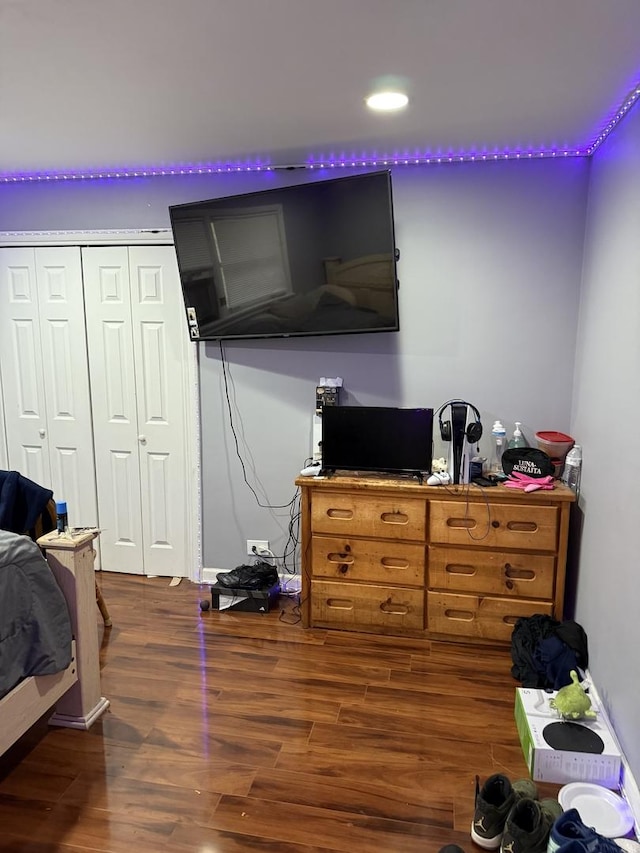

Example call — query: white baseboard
[586,672,640,837]
[202,566,228,584]
[621,758,640,841]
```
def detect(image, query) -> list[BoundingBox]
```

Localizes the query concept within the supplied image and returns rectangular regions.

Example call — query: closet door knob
[138,434,147,444]
[39,429,46,438]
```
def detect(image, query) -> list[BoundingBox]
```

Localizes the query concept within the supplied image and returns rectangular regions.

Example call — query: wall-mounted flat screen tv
[168,170,399,341]
[321,406,434,476]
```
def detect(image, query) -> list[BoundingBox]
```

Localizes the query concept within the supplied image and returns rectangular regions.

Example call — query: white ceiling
[2,0,640,176]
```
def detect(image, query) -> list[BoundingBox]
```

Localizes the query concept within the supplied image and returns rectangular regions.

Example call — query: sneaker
[499,796,562,852]
[548,808,632,853]
[216,561,278,590]
[471,773,538,850]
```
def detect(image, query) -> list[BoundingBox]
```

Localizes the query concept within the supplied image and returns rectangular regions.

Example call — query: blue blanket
[0,470,53,534]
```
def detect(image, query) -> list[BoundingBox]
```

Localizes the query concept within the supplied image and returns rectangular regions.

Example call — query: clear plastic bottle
[562,444,582,494]
[490,420,507,475]
[508,422,527,449]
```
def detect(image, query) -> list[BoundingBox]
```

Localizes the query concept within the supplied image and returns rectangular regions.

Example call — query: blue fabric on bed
[0,470,53,534]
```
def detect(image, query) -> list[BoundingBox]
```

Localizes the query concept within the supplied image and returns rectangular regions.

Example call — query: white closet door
[83,245,190,577]
[129,246,190,578]
[0,367,8,470]
[35,248,98,526]
[0,247,97,521]
[83,247,145,574]
[0,248,50,485]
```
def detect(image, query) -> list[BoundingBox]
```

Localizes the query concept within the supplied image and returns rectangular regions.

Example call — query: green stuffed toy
[549,670,597,720]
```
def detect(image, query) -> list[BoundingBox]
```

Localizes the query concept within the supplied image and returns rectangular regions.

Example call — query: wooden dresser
[296,474,575,645]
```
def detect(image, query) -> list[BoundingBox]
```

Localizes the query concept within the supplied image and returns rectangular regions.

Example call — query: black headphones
[437,399,483,444]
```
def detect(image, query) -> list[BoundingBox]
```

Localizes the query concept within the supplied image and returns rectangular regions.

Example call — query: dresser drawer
[311,580,424,632]
[312,492,426,541]
[429,501,558,552]
[312,535,425,586]
[428,546,555,600]
[426,591,553,643]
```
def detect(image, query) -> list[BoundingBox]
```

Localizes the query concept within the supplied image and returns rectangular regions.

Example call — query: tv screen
[321,406,434,476]
[168,171,399,341]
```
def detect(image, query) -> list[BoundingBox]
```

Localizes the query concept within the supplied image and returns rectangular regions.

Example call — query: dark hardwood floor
[0,573,560,852]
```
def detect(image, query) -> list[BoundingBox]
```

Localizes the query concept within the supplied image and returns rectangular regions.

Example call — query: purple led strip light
[1,84,638,184]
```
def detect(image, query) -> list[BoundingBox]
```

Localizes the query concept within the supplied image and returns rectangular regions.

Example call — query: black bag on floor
[510,614,589,689]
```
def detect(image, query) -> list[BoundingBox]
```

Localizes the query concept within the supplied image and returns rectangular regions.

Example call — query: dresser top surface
[295,473,576,503]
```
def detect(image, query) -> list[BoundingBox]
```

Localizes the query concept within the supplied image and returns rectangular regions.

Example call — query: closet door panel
[83,247,144,575]
[0,368,8,469]
[35,248,98,525]
[129,246,189,577]
[0,248,50,482]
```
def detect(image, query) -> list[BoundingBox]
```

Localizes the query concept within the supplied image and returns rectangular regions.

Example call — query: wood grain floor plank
[207,687,343,724]
[172,671,368,706]
[59,773,221,823]
[248,766,455,825]
[168,821,338,852]
[272,655,393,685]
[207,794,469,852]
[143,723,283,768]
[113,742,258,797]
[276,740,492,799]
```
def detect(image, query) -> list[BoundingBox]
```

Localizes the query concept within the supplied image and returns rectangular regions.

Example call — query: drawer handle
[380,511,409,525]
[328,552,354,565]
[445,563,475,576]
[502,615,520,625]
[504,565,535,580]
[380,557,410,569]
[444,608,475,622]
[326,598,354,610]
[446,517,475,529]
[507,521,538,532]
[380,599,409,615]
[327,508,353,520]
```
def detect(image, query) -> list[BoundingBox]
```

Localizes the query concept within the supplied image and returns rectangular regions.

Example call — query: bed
[0,528,109,756]
[195,252,397,337]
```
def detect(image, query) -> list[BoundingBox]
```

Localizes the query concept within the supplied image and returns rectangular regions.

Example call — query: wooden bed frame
[0,530,109,756]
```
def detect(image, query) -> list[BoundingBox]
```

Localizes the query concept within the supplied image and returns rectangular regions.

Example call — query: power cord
[218,341,297,511]
[436,479,492,541]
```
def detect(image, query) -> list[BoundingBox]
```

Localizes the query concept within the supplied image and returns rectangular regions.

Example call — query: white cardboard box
[515,687,622,788]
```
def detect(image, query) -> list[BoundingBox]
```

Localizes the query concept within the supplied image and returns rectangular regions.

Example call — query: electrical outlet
[247,539,270,556]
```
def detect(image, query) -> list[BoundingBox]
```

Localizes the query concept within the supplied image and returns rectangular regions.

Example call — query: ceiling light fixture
[366,91,409,111]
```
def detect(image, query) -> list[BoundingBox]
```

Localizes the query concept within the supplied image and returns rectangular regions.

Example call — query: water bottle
[490,420,507,475]
[562,444,582,494]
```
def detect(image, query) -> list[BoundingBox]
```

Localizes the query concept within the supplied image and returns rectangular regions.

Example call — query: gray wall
[0,157,589,572]
[197,159,589,570]
[571,105,640,785]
